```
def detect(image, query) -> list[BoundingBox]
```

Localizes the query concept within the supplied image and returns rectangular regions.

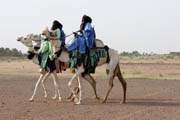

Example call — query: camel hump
[95,39,104,47]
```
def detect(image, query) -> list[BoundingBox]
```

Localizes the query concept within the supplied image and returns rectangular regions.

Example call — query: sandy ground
[0,59,180,120]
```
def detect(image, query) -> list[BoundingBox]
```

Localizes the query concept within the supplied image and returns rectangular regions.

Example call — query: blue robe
[67,23,95,54]
[67,35,86,54]
[84,23,95,49]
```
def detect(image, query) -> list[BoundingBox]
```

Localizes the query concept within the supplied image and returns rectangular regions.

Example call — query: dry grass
[1,57,180,80]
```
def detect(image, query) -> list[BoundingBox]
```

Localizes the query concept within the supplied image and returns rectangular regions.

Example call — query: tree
[0,47,24,57]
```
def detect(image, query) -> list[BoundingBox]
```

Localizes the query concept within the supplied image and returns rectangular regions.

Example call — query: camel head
[17,35,33,52]
[17,33,42,53]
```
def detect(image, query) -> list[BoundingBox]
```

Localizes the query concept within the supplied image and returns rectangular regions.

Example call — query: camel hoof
[120,101,126,104]
[52,96,57,100]
[101,99,106,103]
[74,97,79,103]
[58,97,62,102]
[74,101,81,105]
[29,98,34,102]
[44,94,48,98]
[74,98,81,105]
[92,96,100,100]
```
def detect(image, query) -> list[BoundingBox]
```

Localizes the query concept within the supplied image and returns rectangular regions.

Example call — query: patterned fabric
[96,48,108,58]
[69,49,78,68]
[38,55,56,72]
[69,47,108,74]
[83,49,98,74]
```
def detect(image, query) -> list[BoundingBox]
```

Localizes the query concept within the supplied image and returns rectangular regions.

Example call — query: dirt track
[0,74,180,120]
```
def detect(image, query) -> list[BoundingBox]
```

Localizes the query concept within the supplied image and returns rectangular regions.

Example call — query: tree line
[0,47,24,57]
[0,47,179,58]
[120,51,180,56]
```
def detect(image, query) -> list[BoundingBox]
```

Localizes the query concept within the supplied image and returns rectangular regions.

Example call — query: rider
[67,15,96,67]
[80,15,96,50]
[46,20,66,72]
[50,20,66,48]
[38,37,55,74]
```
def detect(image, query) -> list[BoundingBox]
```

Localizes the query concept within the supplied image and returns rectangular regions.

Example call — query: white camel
[17,35,62,102]
[17,32,127,104]
[17,34,98,103]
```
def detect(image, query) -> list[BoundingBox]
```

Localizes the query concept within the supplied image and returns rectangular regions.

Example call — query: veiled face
[42,27,50,36]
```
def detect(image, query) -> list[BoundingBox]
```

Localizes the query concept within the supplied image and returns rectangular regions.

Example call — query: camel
[17,35,62,102]
[17,34,99,103]
[17,32,127,104]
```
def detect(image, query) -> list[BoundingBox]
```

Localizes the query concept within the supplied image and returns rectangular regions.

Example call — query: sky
[0,0,180,54]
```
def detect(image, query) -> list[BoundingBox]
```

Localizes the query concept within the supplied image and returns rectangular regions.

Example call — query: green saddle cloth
[69,48,108,74]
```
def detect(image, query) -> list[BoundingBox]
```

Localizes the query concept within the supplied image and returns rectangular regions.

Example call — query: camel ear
[26,34,33,39]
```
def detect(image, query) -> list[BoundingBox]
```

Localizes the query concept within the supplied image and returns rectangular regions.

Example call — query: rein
[65,30,80,44]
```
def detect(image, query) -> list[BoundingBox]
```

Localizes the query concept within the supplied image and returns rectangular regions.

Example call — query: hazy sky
[0,0,180,53]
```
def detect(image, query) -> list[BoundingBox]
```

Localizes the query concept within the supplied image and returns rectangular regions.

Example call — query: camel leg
[51,71,62,101]
[102,49,120,103]
[67,87,79,102]
[67,78,80,101]
[77,75,82,104]
[41,72,51,98]
[68,75,79,102]
[116,65,127,104]
[70,74,85,104]
[68,65,84,104]
[29,73,46,101]
[83,74,100,100]
[102,75,115,103]
[67,91,74,100]
[51,74,57,100]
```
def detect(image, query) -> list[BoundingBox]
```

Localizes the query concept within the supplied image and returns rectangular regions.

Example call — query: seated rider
[47,20,65,51]
[38,37,55,74]
[80,15,96,50]
[45,20,66,72]
[67,15,96,67]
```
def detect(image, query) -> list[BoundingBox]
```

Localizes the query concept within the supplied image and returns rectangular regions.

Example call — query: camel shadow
[81,98,180,107]
[127,98,180,107]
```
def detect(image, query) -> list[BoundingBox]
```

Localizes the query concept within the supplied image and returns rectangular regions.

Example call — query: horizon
[0,46,179,55]
[0,0,180,54]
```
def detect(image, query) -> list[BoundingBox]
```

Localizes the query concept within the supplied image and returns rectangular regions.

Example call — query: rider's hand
[73,32,78,37]
[76,30,82,33]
